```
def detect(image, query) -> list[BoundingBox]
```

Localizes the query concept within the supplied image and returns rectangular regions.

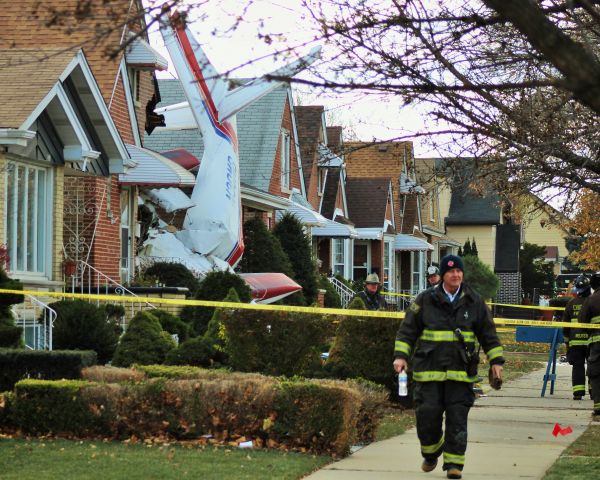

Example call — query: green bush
[9,379,104,435]
[222,309,332,377]
[183,271,252,336]
[463,254,500,300]
[326,296,402,391]
[319,275,342,308]
[143,262,200,295]
[203,288,241,364]
[0,348,97,391]
[50,300,119,364]
[112,311,175,367]
[164,336,215,367]
[0,267,24,348]
[274,213,319,305]
[238,217,294,277]
[151,309,191,343]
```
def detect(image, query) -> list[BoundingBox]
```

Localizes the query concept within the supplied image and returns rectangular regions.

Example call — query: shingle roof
[149,79,289,192]
[446,186,500,225]
[346,177,391,228]
[0,49,75,128]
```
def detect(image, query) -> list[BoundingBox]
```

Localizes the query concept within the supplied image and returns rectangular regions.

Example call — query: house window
[332,238,345,276]
[411,251,425,294]
[5,162,50,275]
[128,67,141,105]
[429,192,435,221]
[317,168,324,195]
[280,129,291,190]
[383,240,393,291]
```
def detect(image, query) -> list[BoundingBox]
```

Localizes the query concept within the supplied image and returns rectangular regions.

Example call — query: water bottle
[398,371,408,397]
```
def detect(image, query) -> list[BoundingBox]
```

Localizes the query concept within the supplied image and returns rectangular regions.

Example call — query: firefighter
[579,272,600,415]
[563,275,591,400]
[393,255,504,479]
[354,273,388,310]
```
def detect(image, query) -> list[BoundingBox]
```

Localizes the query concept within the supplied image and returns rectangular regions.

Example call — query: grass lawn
[0,437,332,480]
[544,426,600,479]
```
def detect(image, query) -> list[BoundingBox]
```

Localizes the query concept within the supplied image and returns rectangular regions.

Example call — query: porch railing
[328,276,356,308]
[13,294,57,350]
[68,260,156,329]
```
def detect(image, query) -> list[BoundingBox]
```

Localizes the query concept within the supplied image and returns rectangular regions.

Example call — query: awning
[355,228,384,240]
[240,272,302,304]
[311,218,357,238]
[125,35,169,70]
[120,144,196,187]
[277,202,328,227]
[395,234,434,251]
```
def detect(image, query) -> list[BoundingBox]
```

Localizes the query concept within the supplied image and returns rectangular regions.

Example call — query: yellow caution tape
[1,289,591,327]
[0,288,405,319]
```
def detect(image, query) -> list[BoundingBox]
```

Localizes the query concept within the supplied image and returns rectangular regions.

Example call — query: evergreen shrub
[151,309,191,343]
[164,336,215,367]
[51,300,119,364]
[222,308,332,377]
[463,254,500,299]
[325,296,402,391]
[318,275,342,308]
[274,213,319,305]
[0,267,24,348]
[112,311,175,367]
[0,348,97,391]
[143,261,200,294]
[183,271,252,336]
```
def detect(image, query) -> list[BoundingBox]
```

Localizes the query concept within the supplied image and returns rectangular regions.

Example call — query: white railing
[13,294,57,350]
[68,260,155,327]
[328,276,356,308]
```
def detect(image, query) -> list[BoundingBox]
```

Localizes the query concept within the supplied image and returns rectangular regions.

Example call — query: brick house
[345,141,437,293]
[1,0,178,285]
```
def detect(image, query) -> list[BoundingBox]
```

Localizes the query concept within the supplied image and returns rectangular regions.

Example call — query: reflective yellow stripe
[395,340,411,356]
[575,333,589,339]
[592,316,600,324]
[420,329,475,342]
[594,402,600,409]
[589,336,600,344]
[421,435,444,454]
[570,340,589,347]
[443,452,465,465]
[413,370,478,383]
[573,385,585,393]
[486,346,503,361]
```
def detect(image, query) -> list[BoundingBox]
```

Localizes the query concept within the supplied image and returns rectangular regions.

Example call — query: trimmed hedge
[0,348,97,391]
[4,369,387,456]
[221,308,332,377]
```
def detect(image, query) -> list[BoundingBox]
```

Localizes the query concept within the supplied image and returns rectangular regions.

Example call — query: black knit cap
[439,254,464,279]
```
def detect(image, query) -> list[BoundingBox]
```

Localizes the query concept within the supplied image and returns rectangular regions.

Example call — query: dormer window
[280,128,291,190]
[128,67,141,106]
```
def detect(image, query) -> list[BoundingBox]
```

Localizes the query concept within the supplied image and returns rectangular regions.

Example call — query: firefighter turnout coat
[579,290,600,378]
[563,296,589,348]
[394,283,504,382]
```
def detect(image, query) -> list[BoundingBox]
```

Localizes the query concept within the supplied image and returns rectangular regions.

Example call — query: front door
[353,242,369,281]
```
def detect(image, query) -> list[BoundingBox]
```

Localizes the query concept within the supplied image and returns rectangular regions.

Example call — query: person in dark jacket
[427,265,441,287]
[563,275,591,400]
[393,254,504,480]
[354,273,388,310]
[578,272,600,415]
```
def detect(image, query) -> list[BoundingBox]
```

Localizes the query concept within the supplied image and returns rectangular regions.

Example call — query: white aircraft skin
[160,11,320,267]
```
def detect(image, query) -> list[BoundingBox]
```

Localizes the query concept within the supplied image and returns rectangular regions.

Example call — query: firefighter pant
[590,375,600,413]
[414,380,475,471]
[567,346,587,397]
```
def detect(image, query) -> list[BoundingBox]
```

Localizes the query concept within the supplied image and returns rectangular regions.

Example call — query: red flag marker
[552,423,573,437]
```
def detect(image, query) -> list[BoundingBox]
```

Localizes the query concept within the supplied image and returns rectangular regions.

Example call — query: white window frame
[383,238,394,291]
[429,191,435,221]
[332,238,345,277]
[280,129,291,190]
[411,251,426,294]
[5,160,53,278]
[127,67,141,106]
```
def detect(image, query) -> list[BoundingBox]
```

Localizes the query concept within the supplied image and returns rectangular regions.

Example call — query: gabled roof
[0,49,75,128]
[147,79,294,192]
[446,186,500,225]
[346,177,392,228]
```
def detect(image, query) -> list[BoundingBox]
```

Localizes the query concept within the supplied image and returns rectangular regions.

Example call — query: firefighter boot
[446,467,462,479]
[421,458,438,472]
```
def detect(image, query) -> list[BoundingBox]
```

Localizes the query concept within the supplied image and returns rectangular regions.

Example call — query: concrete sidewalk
[307,363,593,479]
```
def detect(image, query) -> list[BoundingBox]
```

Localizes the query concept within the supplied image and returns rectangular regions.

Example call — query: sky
[145,0,433,155]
